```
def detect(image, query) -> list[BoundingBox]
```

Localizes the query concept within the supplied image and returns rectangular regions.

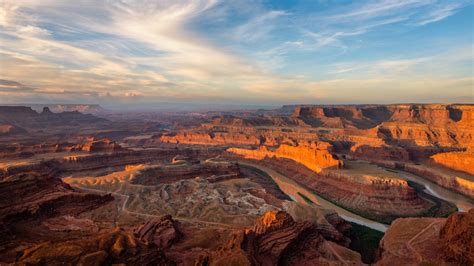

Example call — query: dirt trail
[75,185,236,228]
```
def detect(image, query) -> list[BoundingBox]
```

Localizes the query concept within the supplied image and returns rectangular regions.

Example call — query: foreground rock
[17,227,173,265]
[198,211,363,265]
[133,215,182,248]
[376,209,474,265]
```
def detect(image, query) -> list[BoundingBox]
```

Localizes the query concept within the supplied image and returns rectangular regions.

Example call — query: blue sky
[0,0,472,108]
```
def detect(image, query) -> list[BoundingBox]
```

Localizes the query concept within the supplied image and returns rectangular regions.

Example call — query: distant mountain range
[2,104,107,114]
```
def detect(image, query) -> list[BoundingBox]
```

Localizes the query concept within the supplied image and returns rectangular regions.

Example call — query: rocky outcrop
[134,215,182,248]
[0,172,112,225]
[81,138,123,153]
[228,142,342,173]
[431,151,474,175]
[376,209,473,265]
[17,227,173,265]
[439,209,474,264]
[199,211,363,265]
[349,143,410,162]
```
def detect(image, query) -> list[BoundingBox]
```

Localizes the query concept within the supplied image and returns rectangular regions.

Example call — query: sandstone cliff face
[228,143,342,173]
[378,104,474,149]
[199,211,362,265]
[290,104,474,150]
[431,151,474,175]
[376,209,473,265]
[403,163,474,198]
[349,143,410,162]
[160,131,261,146]
[292,105,391,129]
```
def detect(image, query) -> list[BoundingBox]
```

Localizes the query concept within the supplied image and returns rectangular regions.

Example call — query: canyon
[0,103,472,265]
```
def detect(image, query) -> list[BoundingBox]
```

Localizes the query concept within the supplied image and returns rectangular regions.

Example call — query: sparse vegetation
[348,222,384,264]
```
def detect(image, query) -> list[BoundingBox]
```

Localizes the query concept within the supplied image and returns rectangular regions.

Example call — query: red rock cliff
[228,142,343,172]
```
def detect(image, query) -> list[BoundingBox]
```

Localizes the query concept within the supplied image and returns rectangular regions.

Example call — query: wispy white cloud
[413,2,465,25]
[0,0,472,106]
[233,10,289,42]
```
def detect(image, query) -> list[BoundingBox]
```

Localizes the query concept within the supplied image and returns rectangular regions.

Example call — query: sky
[0,0,473,109]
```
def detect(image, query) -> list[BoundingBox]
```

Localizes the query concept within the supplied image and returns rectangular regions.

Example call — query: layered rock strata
[402,163,474,198]
[198,211,362,265]
[17,227,174,265]
[431,150,474,175]
[228,143,343,173]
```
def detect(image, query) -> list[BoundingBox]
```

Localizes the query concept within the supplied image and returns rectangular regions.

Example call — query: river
[239,161,474,233]
[397,170,474,212]
[239,162,389,232]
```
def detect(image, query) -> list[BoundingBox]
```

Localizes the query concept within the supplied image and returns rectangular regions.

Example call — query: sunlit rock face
[431,151,474,175]
[228,142,343,173]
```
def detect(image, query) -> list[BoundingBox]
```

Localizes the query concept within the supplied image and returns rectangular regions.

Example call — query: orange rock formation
[228,142,342,173]
[431,151,474,175]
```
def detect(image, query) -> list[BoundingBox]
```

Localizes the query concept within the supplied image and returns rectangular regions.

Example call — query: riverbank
[238,162,389,231]
[237,159,469,230]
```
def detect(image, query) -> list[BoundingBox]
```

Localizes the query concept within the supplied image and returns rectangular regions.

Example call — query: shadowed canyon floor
[0,104,473,265]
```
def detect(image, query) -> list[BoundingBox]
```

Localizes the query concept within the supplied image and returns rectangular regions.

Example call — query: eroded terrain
[1,104,473,265]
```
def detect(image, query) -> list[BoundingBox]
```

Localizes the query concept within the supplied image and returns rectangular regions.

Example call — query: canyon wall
[226,155,433,222]
[402,163,474,198]
[160,131,260,146]
[228,143,342,172]
[431,151,474,175]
